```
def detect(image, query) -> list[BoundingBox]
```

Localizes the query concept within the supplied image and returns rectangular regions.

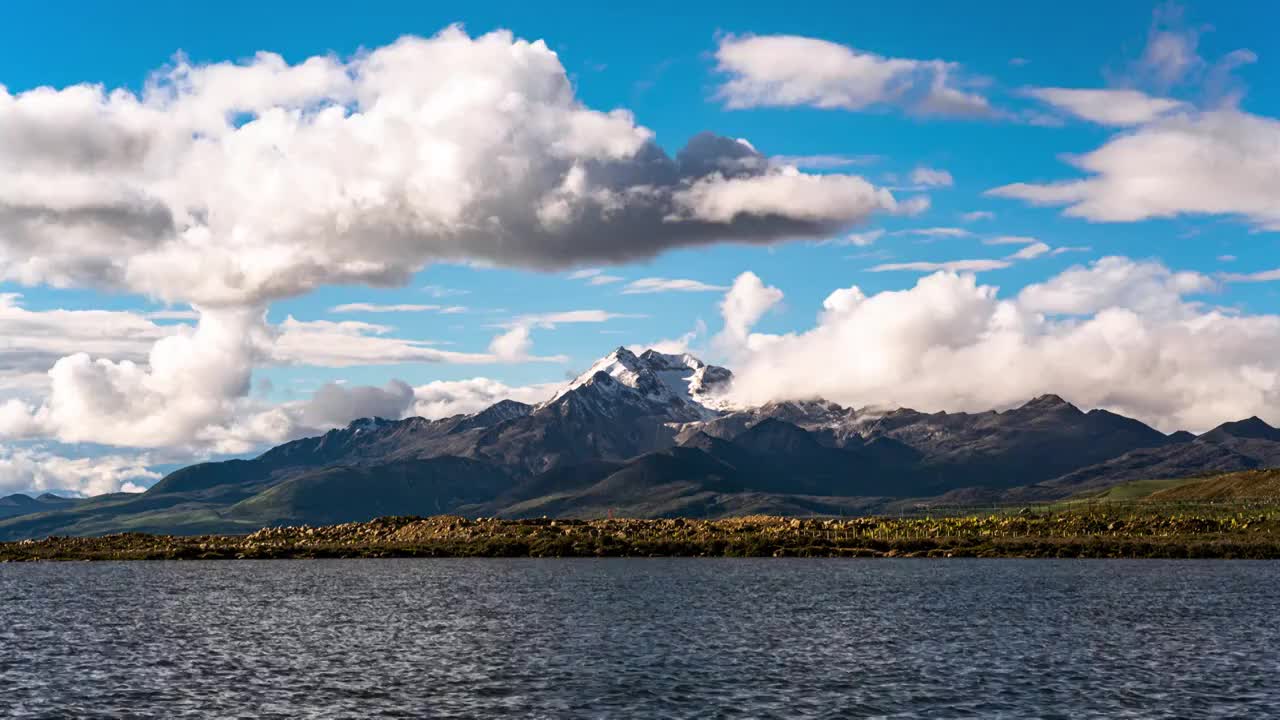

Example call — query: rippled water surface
[2,559,1277,718]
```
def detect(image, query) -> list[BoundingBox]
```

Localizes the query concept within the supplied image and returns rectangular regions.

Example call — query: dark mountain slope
[1198,416,1280,444]
[1036,416,1280,497]
[863,396,1174,489]
[495,447,748,519]
[492,418,922,517]
[228,457,513,526]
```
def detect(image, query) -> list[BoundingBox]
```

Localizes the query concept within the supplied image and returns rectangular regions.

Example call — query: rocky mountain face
[1030,417,1280,498]
[4,347,1280,539]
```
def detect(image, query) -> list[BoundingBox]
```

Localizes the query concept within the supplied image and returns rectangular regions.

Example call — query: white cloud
[910,167,954,187]
[1220,268,1280,283]
[989,109,1280,230]
[893,196,933,217]
[718,272,783,346]
[1025,87,1185,126]
[961,211,994,222]
[622,278,728,294]
[0,307,518,453]
[872,259,1011,273]
[195,372,549,457]
[0,307,270,449]
[328,303,466,314]
[1018,257,1214,315]
[671,170,897,225]
[720,258,1280,432]
[1008,242,1052,260]
[0,27,896,308]
[0,293,187,380]
[409,378,559,419]
[292,380,416,428]
[769,154,879,169]
[0,445,158,497]
[1111,5,1256,105]
[629,319,709,357]
[1131,4,1204,90]
[421,285,470,298]
[273,316,498,367]
[144,309,200,320]
[189,371,554,458]
[487,309,638,362]
[838,229,885,247]
[567,268,624,285]
[891,227,973,239]
[488,325,536,362]
[714,34,993,117]
[505,310,639,326]
[869,238,1061,273]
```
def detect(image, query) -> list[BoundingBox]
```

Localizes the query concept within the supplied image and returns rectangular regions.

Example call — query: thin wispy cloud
[827,229,885,247]
[329,303,467,314]
[568,268,625,285]
[871,240,1056,273]
[1008,242,1052,260]
[1220,268,1280,283]
[1024,87,1185,126]
[770,154,880,169]
[499,310,645,328]
[983,235,1040,245]
[891,227,974,238]
[422,285,471,298]
[910,167,954,188]
[487,310,645,362]
[872,259,1011,273]
[621,278,729,294]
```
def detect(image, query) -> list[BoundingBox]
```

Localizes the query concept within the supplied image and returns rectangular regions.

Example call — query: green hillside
[1147,469,1280,501]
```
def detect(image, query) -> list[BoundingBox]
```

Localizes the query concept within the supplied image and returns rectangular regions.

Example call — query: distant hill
[0,493,77,521]
[4,346,1280,540]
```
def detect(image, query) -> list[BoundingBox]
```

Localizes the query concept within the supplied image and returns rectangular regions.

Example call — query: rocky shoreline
[4,510,1280,561]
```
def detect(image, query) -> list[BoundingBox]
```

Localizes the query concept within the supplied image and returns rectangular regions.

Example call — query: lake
[2,559,1276,718]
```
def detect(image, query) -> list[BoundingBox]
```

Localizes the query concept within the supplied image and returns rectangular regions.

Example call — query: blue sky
[1,1,1279,495]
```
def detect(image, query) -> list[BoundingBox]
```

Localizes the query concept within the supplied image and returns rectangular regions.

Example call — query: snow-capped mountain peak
[544,347,733,420]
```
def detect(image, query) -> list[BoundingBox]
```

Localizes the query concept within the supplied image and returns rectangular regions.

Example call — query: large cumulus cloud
[719,258,1280,432]
[0,307,270,448]
[0,26,899,308]
[0,446,157,497]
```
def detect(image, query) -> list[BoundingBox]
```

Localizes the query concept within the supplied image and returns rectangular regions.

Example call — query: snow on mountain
[544,347,734,421]
[346,417,396,435]
[673,399,867,446]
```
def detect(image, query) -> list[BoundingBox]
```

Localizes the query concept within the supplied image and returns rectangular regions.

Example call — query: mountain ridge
[4,347,1280,539]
